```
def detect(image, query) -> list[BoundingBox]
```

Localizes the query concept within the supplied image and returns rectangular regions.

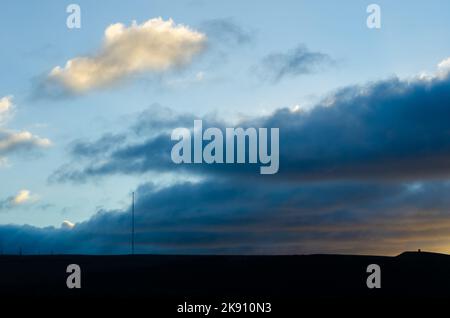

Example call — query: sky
[1,0,450,255]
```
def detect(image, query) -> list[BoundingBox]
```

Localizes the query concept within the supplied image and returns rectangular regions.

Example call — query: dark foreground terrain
[0,252,449,311]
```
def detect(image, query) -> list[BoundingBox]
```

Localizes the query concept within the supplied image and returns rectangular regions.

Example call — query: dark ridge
[397,251,450,258]
[0,252,450,301]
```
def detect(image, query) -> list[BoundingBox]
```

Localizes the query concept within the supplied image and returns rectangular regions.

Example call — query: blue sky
[1,0,450,255]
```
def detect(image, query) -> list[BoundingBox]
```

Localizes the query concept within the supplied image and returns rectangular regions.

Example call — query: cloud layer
[45,17,206,94]
[3,179,450,255]
[7,55,450,255]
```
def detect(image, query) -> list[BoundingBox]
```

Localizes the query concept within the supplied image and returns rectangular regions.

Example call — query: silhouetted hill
[397,250,449,258]
[1,252,450,311]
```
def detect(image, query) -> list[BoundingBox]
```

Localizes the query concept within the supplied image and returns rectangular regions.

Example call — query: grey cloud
[200,18,254,46]
[70,133,127,158]
[256,44,334,82]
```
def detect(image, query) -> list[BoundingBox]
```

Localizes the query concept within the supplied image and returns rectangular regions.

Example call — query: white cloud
[61,220,75,229]
[0,130,51,154]
[0,96,51,161]
[48,17,206,93]
[418,57,450,82]
[290,104,315,113]
[438,57,450,75]
[13,189,32,205]
[0,95,13,125]
[0,189,39,210]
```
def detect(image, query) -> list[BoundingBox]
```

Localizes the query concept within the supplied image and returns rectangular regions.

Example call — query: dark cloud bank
[3,71,450,255]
